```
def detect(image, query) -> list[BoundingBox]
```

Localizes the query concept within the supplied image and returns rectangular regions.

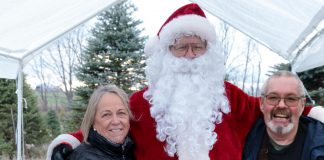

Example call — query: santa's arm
[46,130,83,160]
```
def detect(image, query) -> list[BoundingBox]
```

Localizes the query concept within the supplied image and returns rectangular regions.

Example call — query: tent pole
[16,61,23,160]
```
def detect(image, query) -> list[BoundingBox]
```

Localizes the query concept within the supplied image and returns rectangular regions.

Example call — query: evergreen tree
[297,66,324,106]
[267,63,291,76]
[47,109,61,138]
[0,77,48,158]
[64,0,146,132]
[0,78,19,158]
[0,131,12,156]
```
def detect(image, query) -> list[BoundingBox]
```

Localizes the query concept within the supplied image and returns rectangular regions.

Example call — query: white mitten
[46,133,81,160]
[308,106,324,123]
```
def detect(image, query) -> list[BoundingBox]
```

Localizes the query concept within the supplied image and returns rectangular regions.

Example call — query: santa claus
[47,3,324,160]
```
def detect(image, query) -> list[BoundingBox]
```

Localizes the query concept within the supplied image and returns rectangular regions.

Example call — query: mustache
[270,108,292,121]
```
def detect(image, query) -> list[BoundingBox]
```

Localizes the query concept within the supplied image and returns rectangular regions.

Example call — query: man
[243,71,324,160]
[47,3,324,160]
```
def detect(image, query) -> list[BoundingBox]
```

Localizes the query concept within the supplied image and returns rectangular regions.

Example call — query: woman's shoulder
[68,143,103,160]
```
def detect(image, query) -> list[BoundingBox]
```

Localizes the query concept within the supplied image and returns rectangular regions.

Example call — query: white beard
[144,43,230,160]
[267,121,294,135]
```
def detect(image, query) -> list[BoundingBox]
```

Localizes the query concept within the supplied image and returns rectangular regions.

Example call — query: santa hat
[145,3,216,55]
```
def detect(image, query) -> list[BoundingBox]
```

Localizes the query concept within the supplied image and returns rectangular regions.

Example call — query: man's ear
[302,97,306,108]
[299,98,306,116]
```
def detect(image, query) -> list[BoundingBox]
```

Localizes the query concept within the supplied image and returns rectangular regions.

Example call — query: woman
[68,85,135,160]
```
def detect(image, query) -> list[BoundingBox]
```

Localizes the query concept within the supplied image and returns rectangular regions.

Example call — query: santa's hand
[46,133,82,160]
[51,143,73,160]
[308,106,324,123]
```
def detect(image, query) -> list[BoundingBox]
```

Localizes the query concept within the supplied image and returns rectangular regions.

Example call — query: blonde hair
[80,84,133,143]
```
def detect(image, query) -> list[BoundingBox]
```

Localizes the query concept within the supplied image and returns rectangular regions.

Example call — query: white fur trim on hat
[159,14,216,46]
[46,134,81,160]
[308,106,324,123]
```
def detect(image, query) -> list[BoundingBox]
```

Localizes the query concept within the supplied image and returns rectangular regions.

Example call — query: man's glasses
[170,42,207,57]
[263,94,304,107]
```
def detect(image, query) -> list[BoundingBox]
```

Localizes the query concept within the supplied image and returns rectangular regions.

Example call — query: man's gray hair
[261,70,305,97]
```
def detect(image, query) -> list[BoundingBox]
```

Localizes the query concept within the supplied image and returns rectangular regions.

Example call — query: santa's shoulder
[130,87,147,101]
[129,87,150,111]
[224,81,241,91]
[224,81,246,96]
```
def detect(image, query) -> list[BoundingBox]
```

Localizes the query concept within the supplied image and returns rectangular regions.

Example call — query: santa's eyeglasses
[169,42,207,56]
[262,94,304,107]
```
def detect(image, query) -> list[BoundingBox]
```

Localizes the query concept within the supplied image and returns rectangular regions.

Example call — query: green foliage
[23,81,48,145]
[0,131,13,156]
[62,100,85,132]
[0,78,19,157]
[47,109,61,138]
[66,0,147,131]
[267,63,291,76]
[76,0,146,96]
[0,103,15,157]
[0,78,49,158]
[297,66,324,106]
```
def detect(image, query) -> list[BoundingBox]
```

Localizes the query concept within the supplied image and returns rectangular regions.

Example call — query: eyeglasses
[170,42,207,57]
[263,94,304,107]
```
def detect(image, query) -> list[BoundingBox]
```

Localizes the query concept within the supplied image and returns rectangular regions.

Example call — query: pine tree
[0,131,12,156]
[0,77,48,158]
[267,63,291,76]
[0,78,19,158]
[298,66,324,106]
[47,109,61,138]
[63,0,147,132]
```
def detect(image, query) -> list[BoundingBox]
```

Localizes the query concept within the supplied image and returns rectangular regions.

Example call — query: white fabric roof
[191,0,324,72]
[0,0,120,79]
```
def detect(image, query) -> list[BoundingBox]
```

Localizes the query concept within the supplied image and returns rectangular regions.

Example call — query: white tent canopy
[0,0,119,159]
[0,0,120,79]
[191,0,324,72]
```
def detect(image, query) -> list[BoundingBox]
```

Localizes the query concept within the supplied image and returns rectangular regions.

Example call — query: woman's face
[93,92,130,144]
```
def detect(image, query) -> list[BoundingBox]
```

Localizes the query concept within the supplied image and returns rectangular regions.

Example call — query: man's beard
[267,122,294,135]
[144,44,230,160]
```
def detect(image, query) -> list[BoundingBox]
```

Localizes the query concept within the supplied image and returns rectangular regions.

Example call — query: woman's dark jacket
[68,128,135,160]
[243,116,324,160]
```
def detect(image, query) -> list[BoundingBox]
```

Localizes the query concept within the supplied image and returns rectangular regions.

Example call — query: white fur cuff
[46,134,81,160]
[308,106,324,123]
